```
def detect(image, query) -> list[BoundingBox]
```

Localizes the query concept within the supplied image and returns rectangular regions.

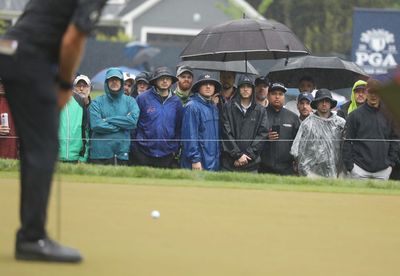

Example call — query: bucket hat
[192,73,222,94]
[311,88,337,109]
[150,66,178,85]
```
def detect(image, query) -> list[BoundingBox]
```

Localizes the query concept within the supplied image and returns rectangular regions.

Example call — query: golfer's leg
[4,76,59,242]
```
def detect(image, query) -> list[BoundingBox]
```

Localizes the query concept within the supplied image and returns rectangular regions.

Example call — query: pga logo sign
[355,28,398,74]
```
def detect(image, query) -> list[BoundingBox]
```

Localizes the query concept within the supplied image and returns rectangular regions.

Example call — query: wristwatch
[55,75,72,90]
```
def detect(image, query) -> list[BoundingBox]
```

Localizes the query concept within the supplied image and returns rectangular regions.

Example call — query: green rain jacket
[59,93,89,162]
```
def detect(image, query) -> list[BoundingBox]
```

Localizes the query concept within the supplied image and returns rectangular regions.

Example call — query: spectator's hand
[192,162,202,171]
[0,125,10,135]
[212,93,220,105]
[268,129,279,140]
[235,154,252,167]
[57,88,72,109]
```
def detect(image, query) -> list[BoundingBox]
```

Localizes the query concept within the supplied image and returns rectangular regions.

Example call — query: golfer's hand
[0,126,10,135]
[58,88,72,109]
[192,162,202,171]
[268,129,279,140]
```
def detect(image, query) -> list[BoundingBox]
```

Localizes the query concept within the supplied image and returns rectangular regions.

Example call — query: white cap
[123,72,135,82]
[73,74,91,86]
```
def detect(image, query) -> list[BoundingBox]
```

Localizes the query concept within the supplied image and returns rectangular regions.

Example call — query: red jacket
[0,94,18,159]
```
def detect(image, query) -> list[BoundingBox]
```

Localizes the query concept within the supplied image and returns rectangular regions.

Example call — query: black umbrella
[180,18,310,62]
[177,60,259,75]
[267,55,369,89]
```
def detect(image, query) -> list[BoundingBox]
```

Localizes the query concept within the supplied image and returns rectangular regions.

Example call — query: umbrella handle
[285,45,290,66]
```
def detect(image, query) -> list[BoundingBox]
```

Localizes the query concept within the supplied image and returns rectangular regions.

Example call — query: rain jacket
[291,112,346,178]
[89,68,140,160]
[337,80,367,119]
[221,97,269,171]
[59,93,89,162]
[181,94,220,171]
[343,103,399,172]
[134,87,183,157]
[260,106,300,175]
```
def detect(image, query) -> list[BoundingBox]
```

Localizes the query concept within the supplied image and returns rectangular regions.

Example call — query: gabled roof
[0,0,28,11]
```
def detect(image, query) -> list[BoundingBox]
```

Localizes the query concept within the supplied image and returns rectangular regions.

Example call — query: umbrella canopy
[124,41,160,66]
[267,55,369,90]
[180,18,310,61]
[177,60,259,75]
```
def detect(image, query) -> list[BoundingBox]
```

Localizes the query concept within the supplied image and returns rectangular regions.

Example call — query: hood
[348,80,367,114]
[104,68,124,99]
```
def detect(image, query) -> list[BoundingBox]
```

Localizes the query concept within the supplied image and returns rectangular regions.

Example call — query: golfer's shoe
[15,238,82,263]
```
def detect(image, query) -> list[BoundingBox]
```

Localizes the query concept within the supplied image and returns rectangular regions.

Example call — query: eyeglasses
[75,83,89,88]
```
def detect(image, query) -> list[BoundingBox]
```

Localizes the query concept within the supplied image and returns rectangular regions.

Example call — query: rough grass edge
[1,159,400,194]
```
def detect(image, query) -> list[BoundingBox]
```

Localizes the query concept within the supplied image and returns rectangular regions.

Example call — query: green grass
[1,159,400,195]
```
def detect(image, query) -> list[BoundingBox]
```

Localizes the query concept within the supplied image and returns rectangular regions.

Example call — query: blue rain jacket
[134,87,183,157]
[89,68,140,160]
[181,94,220,171]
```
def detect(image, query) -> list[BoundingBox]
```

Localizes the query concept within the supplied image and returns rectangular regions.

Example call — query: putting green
[1,176,400,276]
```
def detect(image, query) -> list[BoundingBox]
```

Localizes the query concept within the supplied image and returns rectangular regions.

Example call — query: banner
[352,8,400,76]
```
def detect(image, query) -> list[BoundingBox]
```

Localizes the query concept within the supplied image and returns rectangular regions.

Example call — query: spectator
[174,65,193,105]
[0,78,18,159]
[259,82,300,175]
[221,74,269,172]
[337,80,367,119]
[215,70,237,113]
[254,76,269,107]
[291,89,346,178]
[123,72,135,96]
[296,92,314,121]
[58,75,91,163]
[298,76,316,92]
[74,74,91,106]
[89,68,139,165]
[132,66,183,168]
[181,73,221,171]
[343,79,399,180]
[131,71,151,98]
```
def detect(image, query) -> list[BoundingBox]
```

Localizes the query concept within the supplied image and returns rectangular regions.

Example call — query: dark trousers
[0,50,58,242]
[131,146,175,168]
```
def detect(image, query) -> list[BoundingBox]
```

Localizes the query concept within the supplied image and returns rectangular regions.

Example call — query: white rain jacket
[290,112,345,178]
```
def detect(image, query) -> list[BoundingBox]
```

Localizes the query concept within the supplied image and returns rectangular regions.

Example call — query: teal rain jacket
[89,68,140,160]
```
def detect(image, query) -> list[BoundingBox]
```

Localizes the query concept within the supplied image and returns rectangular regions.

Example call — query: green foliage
[215,0,246,19]
[0,19,8,35]
[259,0,400,56]
[258,0,274,14]
[95,30,131,43]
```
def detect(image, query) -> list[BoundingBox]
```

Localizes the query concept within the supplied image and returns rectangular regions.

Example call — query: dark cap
[176,65,193,77]
[150,66,178,85]
[135,71,151,84]
[311,88,337,109]
[297,92,314,103]
[255,76,269,86]
[269,82,287,93]
[237,74,254,87]
[192,72,222,94]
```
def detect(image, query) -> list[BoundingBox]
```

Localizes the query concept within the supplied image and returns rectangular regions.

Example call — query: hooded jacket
[337,80,367,119]
[134,86,183,157]
[343,103,399,172]
[181,94,220,171]
[59,93,89,162]
[221,92,269,171]
[89,68,140,160]
[291,112,345,177]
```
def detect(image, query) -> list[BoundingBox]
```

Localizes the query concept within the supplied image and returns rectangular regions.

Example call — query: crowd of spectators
[1,66,399,181]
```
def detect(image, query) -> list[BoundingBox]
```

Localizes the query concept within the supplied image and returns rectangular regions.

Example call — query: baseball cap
[176,65,193,77]
[73,74,91,86]
[269,82,287,93]
[297,92,314,103]
[123,72,135,82]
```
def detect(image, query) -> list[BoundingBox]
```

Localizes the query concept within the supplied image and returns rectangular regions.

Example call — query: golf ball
[151,210,160,219]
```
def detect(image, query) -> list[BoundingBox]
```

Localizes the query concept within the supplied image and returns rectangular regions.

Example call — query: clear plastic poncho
[290,112,346,178]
